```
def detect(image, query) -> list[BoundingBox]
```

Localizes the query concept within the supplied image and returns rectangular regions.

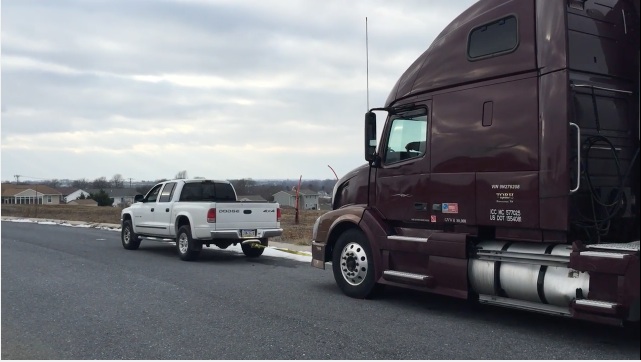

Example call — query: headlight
[311,216,321,241]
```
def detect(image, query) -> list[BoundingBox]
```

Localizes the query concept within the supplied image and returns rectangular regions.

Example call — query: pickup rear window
[179,182,236,202]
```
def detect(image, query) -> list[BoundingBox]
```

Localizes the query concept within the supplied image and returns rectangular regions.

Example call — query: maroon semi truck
[311,0,640,326]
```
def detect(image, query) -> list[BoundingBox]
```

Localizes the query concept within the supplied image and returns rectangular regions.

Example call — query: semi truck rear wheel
[332,229,382,298]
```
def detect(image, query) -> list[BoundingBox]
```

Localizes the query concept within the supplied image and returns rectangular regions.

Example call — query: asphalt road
[1,221,639,359]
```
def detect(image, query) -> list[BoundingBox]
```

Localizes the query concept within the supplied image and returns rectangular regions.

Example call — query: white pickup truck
[120,179,282,261]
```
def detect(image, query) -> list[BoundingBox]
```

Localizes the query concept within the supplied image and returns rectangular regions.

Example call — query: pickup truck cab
[120,179,282,261]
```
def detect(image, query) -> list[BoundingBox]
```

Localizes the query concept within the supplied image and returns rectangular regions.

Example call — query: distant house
[1,184,63,205]
[237,195,267,202]
[272,189,319,210]
[87,188,140,207]
[67,199,98,207]
[56,187,91,203]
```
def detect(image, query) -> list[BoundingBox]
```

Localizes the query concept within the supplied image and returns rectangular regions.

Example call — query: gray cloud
[1,0,476,181]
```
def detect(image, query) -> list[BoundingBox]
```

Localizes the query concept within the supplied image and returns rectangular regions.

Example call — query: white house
[87,188,140,207]
[56,187,91,203]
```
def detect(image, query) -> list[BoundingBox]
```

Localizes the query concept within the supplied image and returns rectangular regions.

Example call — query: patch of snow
[9,219,36,223]
[204,244,312,263]
[37,221,58,225]
[99,227,121,232]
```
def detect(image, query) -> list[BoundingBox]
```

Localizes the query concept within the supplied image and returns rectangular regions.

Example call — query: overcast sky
[1,0,475,183]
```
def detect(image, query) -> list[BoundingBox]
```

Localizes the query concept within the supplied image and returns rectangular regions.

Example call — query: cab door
[133,183,163,235]
[155,182,177,235]
[375,104,432,225]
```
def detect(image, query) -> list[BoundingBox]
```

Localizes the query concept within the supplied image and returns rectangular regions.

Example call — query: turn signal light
[277,208,281,222]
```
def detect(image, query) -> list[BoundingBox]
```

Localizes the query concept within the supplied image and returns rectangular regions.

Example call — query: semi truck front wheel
[332,229,383,298]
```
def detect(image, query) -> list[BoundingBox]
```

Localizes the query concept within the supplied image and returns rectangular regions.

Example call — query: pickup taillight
[277,208,281,222]
[207,208,216,223]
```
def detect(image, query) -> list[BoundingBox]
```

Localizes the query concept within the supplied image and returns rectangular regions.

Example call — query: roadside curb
[0,216,311,254]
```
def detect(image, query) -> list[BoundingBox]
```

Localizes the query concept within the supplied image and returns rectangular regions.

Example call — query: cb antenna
[366,17,369,111]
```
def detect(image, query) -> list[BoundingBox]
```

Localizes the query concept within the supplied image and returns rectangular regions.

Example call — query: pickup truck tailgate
[214,202,280,230]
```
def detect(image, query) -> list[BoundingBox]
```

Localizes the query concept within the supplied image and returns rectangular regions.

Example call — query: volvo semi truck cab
[311,0,640,326]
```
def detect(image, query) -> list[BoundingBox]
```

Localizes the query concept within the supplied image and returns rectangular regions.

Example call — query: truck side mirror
[134,194,144,203]
[365,112,377,162]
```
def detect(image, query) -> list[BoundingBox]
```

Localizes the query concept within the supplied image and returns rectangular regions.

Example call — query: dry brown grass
[1,204,323,245]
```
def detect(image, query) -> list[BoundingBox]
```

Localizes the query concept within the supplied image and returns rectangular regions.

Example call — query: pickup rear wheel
[176,225,201,261]
[121,220,141,250]
[241,239,267,258]
[332,229,383,299]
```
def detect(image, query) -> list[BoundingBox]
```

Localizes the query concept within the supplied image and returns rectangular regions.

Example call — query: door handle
[151,208,155,212]
[569,122,581,194]
[166,208,170,212]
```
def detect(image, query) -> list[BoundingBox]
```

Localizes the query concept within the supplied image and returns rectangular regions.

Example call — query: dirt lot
[0,204,323,245]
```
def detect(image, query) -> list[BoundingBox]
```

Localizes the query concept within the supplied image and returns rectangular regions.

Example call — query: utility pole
[295,175,302,225]
[34,184,38,218]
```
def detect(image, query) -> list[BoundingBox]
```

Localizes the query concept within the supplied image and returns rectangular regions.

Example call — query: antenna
[366,17,369,111]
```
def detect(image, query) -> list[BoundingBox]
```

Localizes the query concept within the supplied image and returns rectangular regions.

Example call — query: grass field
[0,204,324,245]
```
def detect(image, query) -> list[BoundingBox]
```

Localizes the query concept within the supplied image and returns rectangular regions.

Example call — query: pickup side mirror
[134,194,144,203]
[365,112,377,162]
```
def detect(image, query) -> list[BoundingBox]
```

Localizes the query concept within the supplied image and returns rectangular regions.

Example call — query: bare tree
[111,174,124,188]
[72,178,90,189]
[229,178,255,195]
[175,170,188,179]
[43,179,61,188]
[92,176,110,189]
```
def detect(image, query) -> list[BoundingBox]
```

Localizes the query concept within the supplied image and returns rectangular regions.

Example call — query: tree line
[10,170,337,204]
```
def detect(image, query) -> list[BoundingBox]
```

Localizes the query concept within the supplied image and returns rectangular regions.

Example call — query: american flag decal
[442,203,459,214]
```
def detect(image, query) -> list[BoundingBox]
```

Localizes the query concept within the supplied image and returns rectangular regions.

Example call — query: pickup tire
[332,229,383,299]
[241,239,267,258]
[121,220,141,250]
[176,225,201,261]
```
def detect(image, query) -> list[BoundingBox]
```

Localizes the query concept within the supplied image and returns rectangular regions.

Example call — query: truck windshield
[179,182,236,202]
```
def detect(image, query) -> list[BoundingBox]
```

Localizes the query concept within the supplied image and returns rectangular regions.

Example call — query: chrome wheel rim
[340,242,369,286]
[178,233,189,254]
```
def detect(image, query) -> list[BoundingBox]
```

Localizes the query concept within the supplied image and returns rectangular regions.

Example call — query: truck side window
[468,15,518,59]
[384,114,428,164]
[159,182,176,202]
[145,184,162,203]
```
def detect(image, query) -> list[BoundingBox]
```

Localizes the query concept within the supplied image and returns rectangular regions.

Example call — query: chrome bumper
[210,228,282,240]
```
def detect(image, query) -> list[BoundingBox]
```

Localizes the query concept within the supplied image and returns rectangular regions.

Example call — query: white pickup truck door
[134,183,163,235]
[155,182,178,236]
